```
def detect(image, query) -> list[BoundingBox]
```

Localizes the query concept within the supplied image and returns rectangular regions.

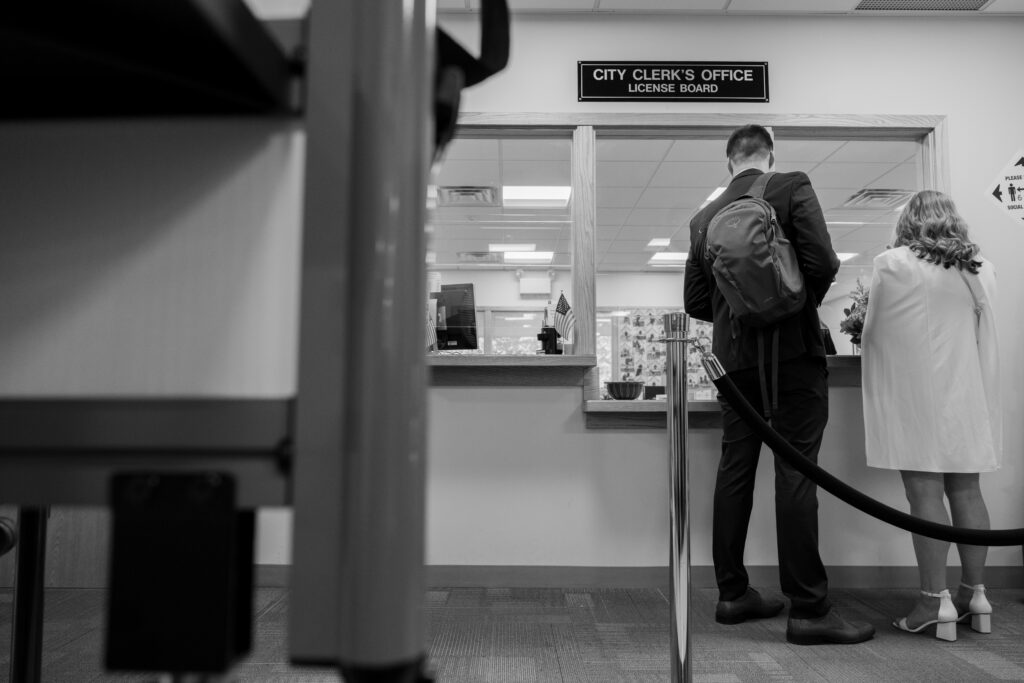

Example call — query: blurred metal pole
[291,1,432,678]
[336,0,433,677]
[662,312,691,683]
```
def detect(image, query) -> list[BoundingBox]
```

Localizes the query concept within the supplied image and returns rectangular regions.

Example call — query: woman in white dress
[862,190,1000,642]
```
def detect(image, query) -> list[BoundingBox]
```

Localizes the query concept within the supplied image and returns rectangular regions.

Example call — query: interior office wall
[423,13,1024,571]
[430,269,572,307]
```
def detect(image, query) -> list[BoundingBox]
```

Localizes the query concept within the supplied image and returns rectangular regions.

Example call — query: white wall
[432,269,572,307]
[424,13,1024,570]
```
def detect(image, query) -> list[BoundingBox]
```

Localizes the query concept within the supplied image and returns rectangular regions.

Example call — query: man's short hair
[726,124,773,162]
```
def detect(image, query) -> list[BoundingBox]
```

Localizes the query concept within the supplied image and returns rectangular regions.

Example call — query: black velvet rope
[709,367,1024,546]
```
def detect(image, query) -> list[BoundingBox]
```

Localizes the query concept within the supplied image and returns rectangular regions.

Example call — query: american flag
[554,292,575,343]
[426,310,437,350]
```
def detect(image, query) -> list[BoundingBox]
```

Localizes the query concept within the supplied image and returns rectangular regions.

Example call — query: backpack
[702,172,806,420]
[703,172,806,328]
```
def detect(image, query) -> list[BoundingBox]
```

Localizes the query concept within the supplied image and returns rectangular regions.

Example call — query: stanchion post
[662,313,691,683]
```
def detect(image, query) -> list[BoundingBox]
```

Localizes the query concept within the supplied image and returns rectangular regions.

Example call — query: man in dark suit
[684,124,874,645]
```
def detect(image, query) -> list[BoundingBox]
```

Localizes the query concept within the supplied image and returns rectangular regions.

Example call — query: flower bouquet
[838,279,869,346]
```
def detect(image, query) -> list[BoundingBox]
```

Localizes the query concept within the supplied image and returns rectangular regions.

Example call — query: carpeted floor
[0,585,1023,681]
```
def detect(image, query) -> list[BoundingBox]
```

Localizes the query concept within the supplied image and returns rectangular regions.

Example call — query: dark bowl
[606,381,644,400]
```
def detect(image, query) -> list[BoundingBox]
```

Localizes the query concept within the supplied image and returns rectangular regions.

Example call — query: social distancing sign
[989,150,1024,223]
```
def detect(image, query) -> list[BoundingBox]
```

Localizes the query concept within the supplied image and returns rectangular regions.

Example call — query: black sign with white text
[578,61,769,102]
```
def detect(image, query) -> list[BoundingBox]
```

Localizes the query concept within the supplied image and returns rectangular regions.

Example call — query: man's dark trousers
[713,354,831,619]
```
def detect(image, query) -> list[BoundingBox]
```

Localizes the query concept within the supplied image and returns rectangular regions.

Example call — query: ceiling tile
[618,225,682,241]
[868,162,919,189]
[648,161,730,188]
[442,138,500,160]
[624,208,691,227]
[598,208,631,227]
[501,161,571,185]
[600,252,649,264]
[827,140,919,163]
[773,139,845,162]
[809,162,897,189]
[435,160,500,186]
[606,238,667,253]
[664,139,729,162]
[636,187,709,209]
[597,187,645,208]
[597,139,673,161]
[500,138,572,161]
[773,161,817,173]
[597,161,660,187]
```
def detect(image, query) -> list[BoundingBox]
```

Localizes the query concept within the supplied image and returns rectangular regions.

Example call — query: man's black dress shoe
[786,608,875,645]
[715,587,785,625]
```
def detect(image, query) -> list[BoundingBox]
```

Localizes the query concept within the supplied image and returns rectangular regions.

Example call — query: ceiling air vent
[438,186,500,207]
[457,251,502,264]
[855,0,986,10]
[841,189,917,209]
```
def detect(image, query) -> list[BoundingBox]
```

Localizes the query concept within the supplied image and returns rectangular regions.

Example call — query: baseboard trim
[255,564,1024,589]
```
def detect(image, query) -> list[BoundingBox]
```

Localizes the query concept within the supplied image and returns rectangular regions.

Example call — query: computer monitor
[432,283,478,350]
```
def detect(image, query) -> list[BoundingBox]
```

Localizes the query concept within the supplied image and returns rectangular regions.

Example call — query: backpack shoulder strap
[747,171,775,199]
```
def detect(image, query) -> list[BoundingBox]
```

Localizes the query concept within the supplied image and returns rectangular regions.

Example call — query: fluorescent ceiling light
[425,251,436,264]
[502,186,572,208]
[827,221,865,226]
[504,314,537,321]
[649,251,688,263]
[837,252,858,262]
[699,186,727,208]
[646,238,672,249]
[609,311,631,317]
[503,251,554,263]
[489,243,536,252]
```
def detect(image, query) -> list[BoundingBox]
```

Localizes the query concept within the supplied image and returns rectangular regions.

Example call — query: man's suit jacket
[684,168,840,373]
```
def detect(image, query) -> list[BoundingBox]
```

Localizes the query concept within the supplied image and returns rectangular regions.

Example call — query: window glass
[427,133,573,355]
[488,309,547,355]
[594,132,924,360]
[596,307,714,401]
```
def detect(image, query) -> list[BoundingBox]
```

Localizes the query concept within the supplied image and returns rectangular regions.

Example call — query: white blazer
[861,247,1001,473]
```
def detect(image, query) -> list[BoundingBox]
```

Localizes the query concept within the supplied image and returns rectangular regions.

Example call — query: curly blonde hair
[891,190,981,273]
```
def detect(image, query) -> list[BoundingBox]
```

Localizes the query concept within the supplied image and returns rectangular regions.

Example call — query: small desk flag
[554,292,575,343]
[426,311,437,350]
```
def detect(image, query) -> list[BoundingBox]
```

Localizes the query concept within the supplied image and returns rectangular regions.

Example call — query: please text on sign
[578,61,769,102]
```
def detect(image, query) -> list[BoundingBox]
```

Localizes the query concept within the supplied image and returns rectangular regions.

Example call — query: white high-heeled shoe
[956,583,992,634]
[892,589,958,642]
